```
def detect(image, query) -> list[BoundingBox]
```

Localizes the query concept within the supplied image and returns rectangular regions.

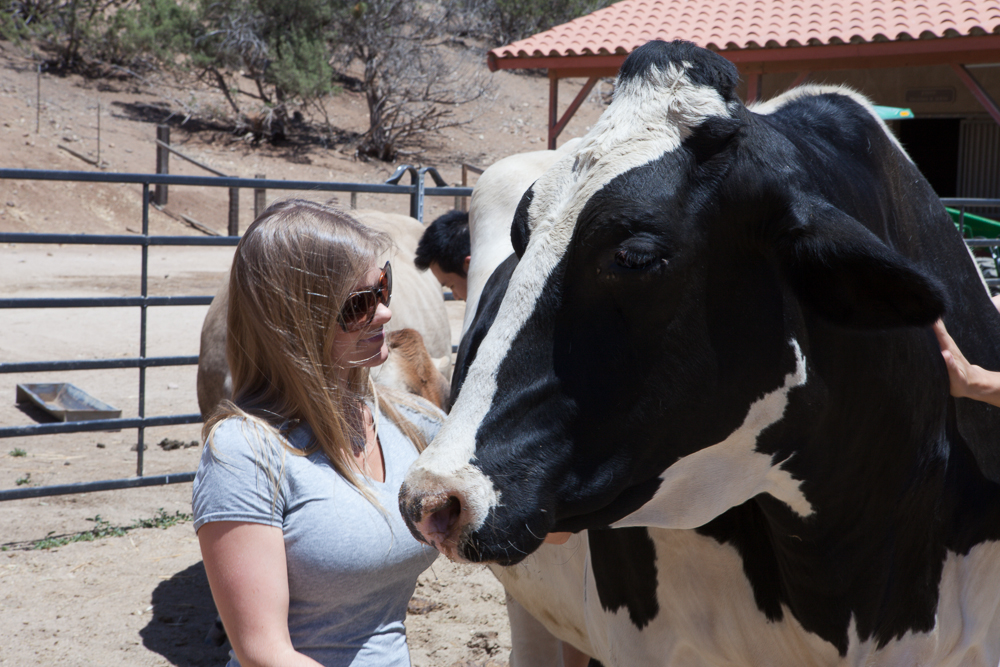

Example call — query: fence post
[350,192,358,210]
[228,188,239,236]
[410,172,424,223]
[459,164,468,212]
[36,63,41,134]
[154,125,169,205]
[254,174,266,220]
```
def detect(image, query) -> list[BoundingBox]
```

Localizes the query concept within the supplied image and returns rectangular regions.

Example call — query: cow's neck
[697,324,1000,654]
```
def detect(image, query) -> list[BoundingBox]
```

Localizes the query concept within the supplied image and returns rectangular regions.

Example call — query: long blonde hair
[203,198,434,504]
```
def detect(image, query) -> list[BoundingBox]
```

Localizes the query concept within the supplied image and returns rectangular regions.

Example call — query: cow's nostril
[427,496,462,536]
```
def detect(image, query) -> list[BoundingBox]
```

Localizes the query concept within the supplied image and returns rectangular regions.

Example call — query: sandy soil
[0,38,611,667]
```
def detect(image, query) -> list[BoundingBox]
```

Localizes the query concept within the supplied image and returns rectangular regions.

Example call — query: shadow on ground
[140,560,231,666]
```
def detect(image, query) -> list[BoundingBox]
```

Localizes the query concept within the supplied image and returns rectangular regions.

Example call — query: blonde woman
[192,199,442,667]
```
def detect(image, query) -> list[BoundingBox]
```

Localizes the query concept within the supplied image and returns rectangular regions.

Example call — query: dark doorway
[898,118,962,197]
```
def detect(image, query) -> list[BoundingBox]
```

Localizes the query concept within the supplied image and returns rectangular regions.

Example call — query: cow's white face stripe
[613,339,813,529]
[406,62,732,530]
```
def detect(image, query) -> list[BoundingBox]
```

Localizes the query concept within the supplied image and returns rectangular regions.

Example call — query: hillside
[0,39,611,235]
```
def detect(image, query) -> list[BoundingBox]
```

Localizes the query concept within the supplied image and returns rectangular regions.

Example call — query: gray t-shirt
[192,401,442,667]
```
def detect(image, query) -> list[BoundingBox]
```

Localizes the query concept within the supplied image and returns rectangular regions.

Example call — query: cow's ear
[773,201,946,328]
[511,186,535,259]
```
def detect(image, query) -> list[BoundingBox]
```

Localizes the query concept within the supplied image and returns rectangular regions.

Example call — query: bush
[332,0,493,160]
[455,0,614,46]
[98,0,199,71]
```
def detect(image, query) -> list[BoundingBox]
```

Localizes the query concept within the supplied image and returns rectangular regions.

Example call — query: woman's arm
[933,320,1000,408]
[198,521,323,667]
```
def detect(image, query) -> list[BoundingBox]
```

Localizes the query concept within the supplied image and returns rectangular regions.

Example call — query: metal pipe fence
[0,168,471,501]
[0,171,995,503]
[944,198,1000,288]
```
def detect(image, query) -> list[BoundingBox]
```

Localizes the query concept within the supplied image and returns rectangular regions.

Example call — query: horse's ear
[772,200,946,328]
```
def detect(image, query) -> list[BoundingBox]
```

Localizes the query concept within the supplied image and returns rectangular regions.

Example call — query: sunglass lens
[381,262,392,307]
[341,292,376,331]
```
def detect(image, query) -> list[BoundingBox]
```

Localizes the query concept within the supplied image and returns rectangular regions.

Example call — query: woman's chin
[360,337,390,368]
[373,342,390,367]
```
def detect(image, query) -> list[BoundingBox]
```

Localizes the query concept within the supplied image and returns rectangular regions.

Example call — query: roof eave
[487,34,1000,75]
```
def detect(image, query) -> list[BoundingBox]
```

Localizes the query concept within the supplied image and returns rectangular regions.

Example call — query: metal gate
[1,171,997,502]
[0,168,471,501]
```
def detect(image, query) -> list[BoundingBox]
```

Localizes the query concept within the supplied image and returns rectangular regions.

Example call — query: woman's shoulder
[204,415,291,460]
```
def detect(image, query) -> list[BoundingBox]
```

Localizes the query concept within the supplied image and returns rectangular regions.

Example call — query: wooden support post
[350,192,358,210]
[254,174,266,220]
[228,188,239,236]
[154,125,169,206]
[550,76,599,146]
[952,64,1000,127]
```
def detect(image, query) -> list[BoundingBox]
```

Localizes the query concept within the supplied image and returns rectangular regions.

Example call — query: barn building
[486,0,1000,211]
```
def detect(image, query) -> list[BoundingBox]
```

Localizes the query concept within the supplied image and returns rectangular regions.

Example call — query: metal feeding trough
[15,383,122,422]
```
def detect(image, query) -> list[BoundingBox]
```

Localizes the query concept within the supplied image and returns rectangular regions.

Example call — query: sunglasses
[338,261,392,332]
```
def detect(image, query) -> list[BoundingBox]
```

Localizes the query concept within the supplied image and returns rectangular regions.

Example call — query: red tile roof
[489,0,1000,62]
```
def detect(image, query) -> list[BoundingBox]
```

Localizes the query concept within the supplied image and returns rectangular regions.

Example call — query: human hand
[933,319,976,399]
[933,319,1000,407]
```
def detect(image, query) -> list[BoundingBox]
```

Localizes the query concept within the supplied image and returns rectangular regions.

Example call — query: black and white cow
[400,40,1000,666]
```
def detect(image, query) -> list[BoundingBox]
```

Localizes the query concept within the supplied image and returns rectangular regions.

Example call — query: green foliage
[461,0,613,46]
[0,0,197,70]
[9,448,26,457]
[0,0,501,152]
[97,0,199,69]
[194,0,337,102]
[0,3,30,44]
[29,509,192,550]
[15,473,31,486]
[267,30,334,101]
[1,0,337,117]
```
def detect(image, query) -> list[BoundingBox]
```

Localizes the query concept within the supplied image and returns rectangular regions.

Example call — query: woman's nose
[374,303,392,325]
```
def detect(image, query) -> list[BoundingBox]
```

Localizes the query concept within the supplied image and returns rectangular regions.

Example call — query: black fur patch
[511,187,535,259]
[617,39,739,104]
[589,527,660,629]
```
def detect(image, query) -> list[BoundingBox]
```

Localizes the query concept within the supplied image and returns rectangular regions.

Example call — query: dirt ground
[0,38,611,667]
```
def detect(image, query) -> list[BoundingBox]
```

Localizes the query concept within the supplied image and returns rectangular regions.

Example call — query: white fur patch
[405,61,732,530]
[504,530,1000,667]
[596,532,1000,666]
[613,339,812,529]
[463,139,582,338]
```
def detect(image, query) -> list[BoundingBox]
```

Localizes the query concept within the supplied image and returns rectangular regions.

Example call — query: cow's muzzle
[399,482,470,562]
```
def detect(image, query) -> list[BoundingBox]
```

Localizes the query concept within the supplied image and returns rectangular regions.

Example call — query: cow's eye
[614,248,660,270]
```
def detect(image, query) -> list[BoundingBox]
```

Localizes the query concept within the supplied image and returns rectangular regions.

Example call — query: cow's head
[399,40,946,564]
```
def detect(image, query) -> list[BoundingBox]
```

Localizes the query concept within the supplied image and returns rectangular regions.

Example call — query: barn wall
[959,119,1000,218]
[756,65,1000,119]
[750,65,999,217]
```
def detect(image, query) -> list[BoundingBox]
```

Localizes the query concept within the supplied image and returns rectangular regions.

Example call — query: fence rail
[0,169,996,502]
[944,198,1000,287]
[0,167,471,501]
